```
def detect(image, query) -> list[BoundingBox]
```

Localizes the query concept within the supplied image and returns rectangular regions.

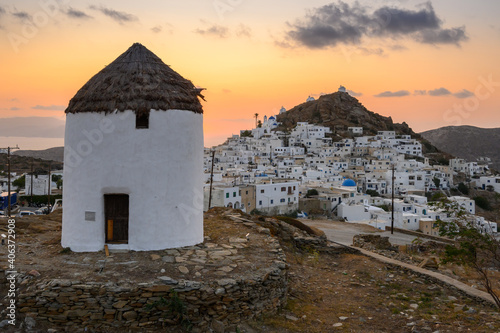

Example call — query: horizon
[1,1,500,150]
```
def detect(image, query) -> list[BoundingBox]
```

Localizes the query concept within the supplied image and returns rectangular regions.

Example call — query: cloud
[151,25,162,33]
[65,7,93,19]
[10,107,21,111]
[10,98,19,102]
[222,89,231,94]
[374,90,410,97]
[453,89,474,99]
[194,24,229,38]
[280,1,468,49]
[428,87,451,96]
[414,90,427,96]
[236,24,252,38]
[32,105,66,111]
[0,117,65,138]
[12,11,31,21]
[151,23,174,34]
[347,90,362,97]
[89,5,138,24]
[417,27,467,45]
[0,6,5,16]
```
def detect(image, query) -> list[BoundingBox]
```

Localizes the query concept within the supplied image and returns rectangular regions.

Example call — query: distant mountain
[277,92,415,136]
[13,147,64,163]
[421,126,500,171]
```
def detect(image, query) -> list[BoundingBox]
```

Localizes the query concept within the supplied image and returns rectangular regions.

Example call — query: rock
[123,311,138,320]
[112,300,128,309]
[229,237,247,243]
[219,266,233,273]
[339,316,348,321]
[0,320,10,328]
[162,256,175,263]
[217,278,237,286]
[178,266,189,274]
[447,296,458,301]
[175,257,187,263]
[333,323,343,327]
[286,315,299,321]
[212,319,225,333]
[25,316,36,330]
[418,257,439,269]
[150,254,161,261]
[215,287,226,295]
[47,329,58,333]
[410,304,419,309]
[145,285,172,292]
[465,308,477,314]
[158,276,178,285]
[28,269,41,277]
[210,250,233,257]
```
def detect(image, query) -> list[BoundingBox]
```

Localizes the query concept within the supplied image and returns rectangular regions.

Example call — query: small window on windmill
[136,112,149,129]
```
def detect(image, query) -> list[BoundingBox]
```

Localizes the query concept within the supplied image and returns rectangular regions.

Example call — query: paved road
[301,219,420,246]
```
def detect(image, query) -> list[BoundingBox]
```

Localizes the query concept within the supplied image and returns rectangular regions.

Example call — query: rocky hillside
[0,153,63,174]
[277,92,415,137]
[421,126,500,171]
[13,147,64,163]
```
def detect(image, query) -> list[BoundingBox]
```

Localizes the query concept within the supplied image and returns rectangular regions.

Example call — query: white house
[254,180,299,215]
[62,43,205,252]
[477,176,500,193]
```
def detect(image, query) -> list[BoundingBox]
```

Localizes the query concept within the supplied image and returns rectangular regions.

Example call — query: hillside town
[1,92,499,235]
[202,92,499,236]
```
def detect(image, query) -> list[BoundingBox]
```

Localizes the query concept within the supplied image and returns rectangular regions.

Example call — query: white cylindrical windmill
[62,43,205,252]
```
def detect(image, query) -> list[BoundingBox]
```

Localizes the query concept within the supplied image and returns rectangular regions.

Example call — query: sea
[0,137,64,151]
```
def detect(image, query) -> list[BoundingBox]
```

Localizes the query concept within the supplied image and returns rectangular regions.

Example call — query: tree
[432,177,441,189]
[257,120,262,128]
[366,189,380,197]
[458,182,469,195]
[240,130,252,137]
[12,175,25,190]
[254,113,259,128]
[305,189,319,198]
[52,174,62,182]
[56,178,63,190]
[474,196,492,211]
[434,201,500,308]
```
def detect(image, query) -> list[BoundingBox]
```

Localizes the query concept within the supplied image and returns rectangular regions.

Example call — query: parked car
[18,211,35,217]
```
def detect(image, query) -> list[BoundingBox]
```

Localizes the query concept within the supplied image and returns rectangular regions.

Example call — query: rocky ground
[0,208,499,332]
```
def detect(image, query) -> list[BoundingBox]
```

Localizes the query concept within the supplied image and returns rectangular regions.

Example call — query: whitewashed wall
[62,110,204,252]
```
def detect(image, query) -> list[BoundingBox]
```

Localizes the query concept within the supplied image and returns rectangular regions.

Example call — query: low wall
[17,261,287,332]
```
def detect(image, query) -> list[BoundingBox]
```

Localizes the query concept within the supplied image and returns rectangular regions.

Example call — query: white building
[62,43,205,252]
[254,180,299,215]
[449,196,475,215]
[477,176,500,193]
[203,185,242,211]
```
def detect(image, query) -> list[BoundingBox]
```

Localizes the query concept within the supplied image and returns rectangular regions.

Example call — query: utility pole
[208,150,216,210]
[47,161,51,213]
[1,146,20,217]
[391,164,395,234]
[30,157,34,205]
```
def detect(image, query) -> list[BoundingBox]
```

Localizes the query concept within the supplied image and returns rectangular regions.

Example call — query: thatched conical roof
[65,43,204,114]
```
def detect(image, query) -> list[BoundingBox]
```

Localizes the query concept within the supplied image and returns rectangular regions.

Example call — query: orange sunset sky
[1,0,500,149]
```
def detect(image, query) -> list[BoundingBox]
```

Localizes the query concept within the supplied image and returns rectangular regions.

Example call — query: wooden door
[104,194,129,243]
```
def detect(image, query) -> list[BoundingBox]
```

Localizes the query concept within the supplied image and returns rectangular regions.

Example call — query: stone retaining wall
[16,260,287,332]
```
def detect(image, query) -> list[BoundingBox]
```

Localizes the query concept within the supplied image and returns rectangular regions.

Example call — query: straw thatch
[66,43,204,115]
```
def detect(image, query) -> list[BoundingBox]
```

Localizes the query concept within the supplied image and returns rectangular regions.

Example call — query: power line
[1,146,20,217]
